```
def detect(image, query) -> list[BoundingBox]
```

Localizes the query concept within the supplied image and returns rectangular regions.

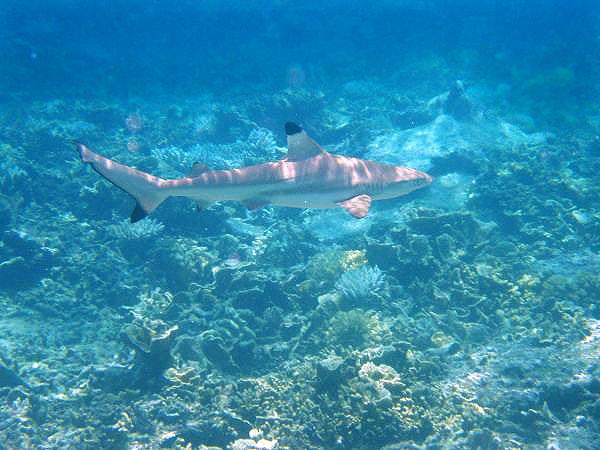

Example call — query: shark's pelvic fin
[74,141,169,223]
[285,122,325,161]
[338,194,372,218]
[242,198,269,210]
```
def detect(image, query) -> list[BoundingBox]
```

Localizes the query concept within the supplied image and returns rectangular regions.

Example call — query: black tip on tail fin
[130,203,148,223]
[285,122,302,136]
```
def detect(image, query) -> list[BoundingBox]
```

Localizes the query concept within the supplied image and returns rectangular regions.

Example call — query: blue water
[1,1,600,449]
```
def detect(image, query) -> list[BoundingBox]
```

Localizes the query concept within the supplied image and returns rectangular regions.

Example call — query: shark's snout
[420,171,433,185]
[406,168,433,186]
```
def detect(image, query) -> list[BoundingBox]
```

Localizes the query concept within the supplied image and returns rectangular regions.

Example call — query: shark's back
[76,121,431,221]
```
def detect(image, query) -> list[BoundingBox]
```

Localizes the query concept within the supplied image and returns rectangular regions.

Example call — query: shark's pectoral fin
[338,195,372,218]
[242,198,269,210]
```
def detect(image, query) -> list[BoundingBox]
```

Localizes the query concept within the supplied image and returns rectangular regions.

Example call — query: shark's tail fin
[74,142,169,223]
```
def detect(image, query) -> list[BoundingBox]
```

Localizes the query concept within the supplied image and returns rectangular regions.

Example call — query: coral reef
[1,34,600,448]
[335,265,385,308]
[326,309,378,348]
[107,218,165,240]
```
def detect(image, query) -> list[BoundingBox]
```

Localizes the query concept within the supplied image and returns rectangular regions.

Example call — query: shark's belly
[267,188,359,209]
[182,178,366,210]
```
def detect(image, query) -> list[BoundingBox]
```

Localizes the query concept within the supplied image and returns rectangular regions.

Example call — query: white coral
[106,218,164,240]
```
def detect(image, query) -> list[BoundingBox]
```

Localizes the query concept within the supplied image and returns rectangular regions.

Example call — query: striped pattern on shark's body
[76,122,432,222]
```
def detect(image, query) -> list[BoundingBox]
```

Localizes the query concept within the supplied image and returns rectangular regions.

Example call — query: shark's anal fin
[242,198,269,210]
[285,122,325,161]
[189,163,212,212]
[338,195,372,218]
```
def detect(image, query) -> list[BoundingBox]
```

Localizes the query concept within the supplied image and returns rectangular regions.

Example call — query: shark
[75,122,432,222]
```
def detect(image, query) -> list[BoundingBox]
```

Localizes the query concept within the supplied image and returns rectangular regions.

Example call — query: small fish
[75,122,432,223]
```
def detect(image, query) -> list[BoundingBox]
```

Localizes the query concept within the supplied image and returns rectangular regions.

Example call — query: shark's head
[385,166,433,198]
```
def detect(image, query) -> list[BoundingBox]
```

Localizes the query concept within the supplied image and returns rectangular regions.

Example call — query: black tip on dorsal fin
[285,122,303,136]
[285,121,325,161]
[130,203,148,223]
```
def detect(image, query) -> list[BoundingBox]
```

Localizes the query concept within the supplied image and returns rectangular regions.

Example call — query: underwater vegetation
[335,265,385,307]
[1,1,600,449]
[326,309,379,348]
[107,218,165,240]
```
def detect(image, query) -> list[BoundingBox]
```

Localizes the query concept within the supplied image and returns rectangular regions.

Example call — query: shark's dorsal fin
[188,162,210,178]
[285,122,325,161]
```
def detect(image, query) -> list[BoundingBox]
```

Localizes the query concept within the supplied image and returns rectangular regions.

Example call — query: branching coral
[0,144,27,184]
[326,309,377,348]
[106,218,165,240]
[150,127,280,176]
[306,249,368,289]
[247,127,277,155]
[335,265,384,303]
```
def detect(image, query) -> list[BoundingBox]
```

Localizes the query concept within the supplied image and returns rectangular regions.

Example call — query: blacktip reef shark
[75,122,432,222]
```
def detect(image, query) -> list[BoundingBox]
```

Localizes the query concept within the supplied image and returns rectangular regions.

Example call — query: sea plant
[107,218,165,240]
[327,309,376,348]
[335,265,384,303]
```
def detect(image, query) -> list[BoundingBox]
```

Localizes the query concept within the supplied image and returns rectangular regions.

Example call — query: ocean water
[1,1,600,449]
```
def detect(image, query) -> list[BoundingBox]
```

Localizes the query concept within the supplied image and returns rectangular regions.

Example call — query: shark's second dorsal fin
[285,122,325,161]
[188,162,210,178]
